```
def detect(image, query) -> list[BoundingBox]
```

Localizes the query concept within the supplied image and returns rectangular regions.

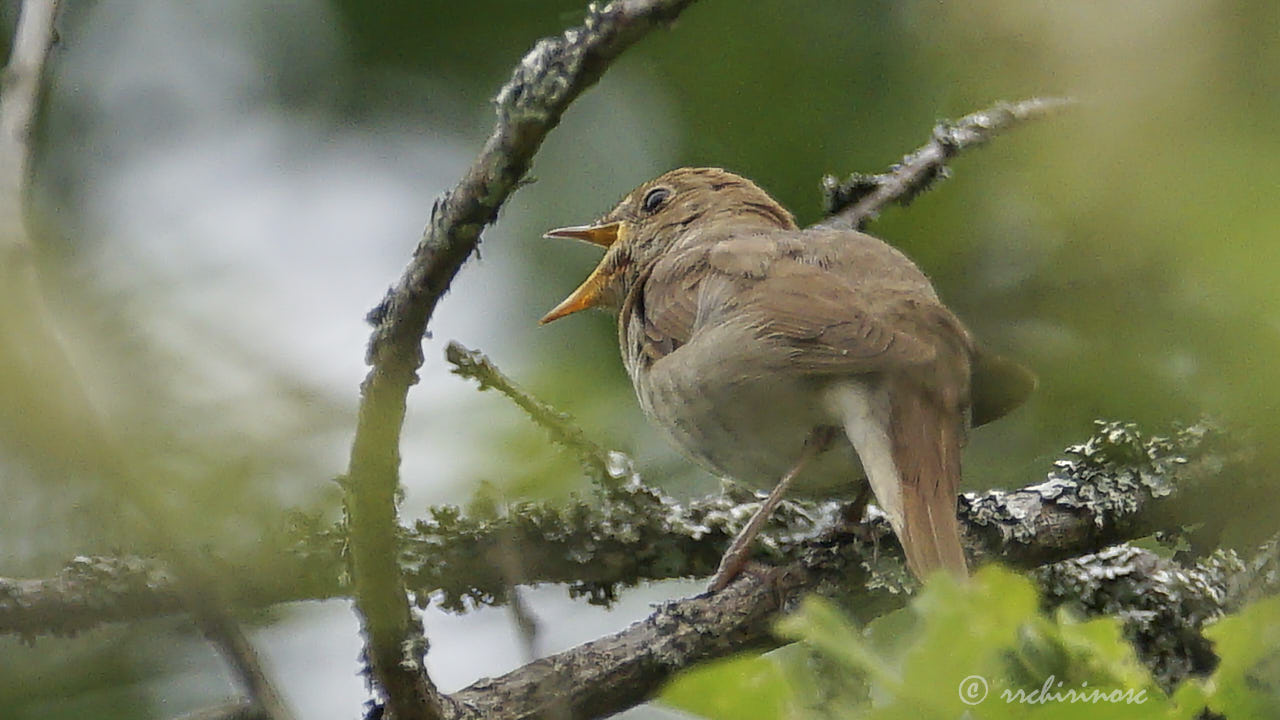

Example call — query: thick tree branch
[435,422,1262,720]
[3,419,1267,718]
[341,1,697,716]
[450,562,804,720]
[1036,543,1273,690]
[449,535,1280,720]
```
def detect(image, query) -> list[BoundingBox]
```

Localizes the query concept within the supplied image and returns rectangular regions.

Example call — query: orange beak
[543,221,621,248]
[540,222,625,325]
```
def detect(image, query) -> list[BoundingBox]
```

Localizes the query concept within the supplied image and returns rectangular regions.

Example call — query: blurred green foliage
[1172,594,1280,718]
[4,0,1280,717]
[660,566,1280,719]
[659,652,793,720]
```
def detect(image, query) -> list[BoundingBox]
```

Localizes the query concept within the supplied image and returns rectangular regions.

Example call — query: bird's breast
[625,319,866,495]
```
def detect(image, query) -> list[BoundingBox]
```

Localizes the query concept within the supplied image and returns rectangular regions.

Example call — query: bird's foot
[707,427,835,593]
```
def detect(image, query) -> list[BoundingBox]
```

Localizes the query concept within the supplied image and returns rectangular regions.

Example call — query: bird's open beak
[540,222,625,324]
[543,221,622,248]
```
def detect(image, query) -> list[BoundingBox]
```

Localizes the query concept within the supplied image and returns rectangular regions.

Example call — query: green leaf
[659,651,793,720]
[1178,594,1280,718]
[772,566,1176,720]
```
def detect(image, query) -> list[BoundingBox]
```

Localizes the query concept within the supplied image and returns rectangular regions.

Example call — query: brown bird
[540,167,1034,589]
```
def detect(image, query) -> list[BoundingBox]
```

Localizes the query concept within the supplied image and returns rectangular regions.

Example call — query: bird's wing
[739,264,942,374]
[630,230,946,375]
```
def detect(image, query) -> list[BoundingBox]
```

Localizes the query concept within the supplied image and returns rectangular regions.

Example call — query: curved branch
[340,1,698,716]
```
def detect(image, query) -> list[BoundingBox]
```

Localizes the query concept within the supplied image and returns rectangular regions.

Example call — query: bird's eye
[642,187,671,213]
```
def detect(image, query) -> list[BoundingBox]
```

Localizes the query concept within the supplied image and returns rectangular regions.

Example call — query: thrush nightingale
[540,167,1034,588]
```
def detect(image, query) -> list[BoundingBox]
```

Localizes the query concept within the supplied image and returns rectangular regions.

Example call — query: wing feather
[626,228,982,383]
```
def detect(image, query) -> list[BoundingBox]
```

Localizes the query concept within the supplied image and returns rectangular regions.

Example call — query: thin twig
[0,0,59,204]
[187,598,293,720]
[817,97,1075,230]
[446,342,625,487]
[342,1,697,716]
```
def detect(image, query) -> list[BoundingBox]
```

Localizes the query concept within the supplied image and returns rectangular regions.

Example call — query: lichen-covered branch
[341,2,697,717]
[448,534,1280,720]
[1036,543,1274,691]
[3,420,1270,718]
[0,556,180,641]
[817,97,1075,230]
[0,421,1243,625]
[413,421,1233,610]
[0,537,346,640]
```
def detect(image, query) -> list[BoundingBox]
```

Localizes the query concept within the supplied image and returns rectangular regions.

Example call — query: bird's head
[540,167,796,324]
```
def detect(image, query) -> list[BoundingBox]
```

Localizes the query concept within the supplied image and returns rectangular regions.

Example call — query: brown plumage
[541,167,1034,583]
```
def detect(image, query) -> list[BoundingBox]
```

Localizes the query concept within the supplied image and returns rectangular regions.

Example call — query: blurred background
[1,0,1278,717]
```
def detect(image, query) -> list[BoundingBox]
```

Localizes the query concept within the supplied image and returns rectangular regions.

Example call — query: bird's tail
[888,385,968,579]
